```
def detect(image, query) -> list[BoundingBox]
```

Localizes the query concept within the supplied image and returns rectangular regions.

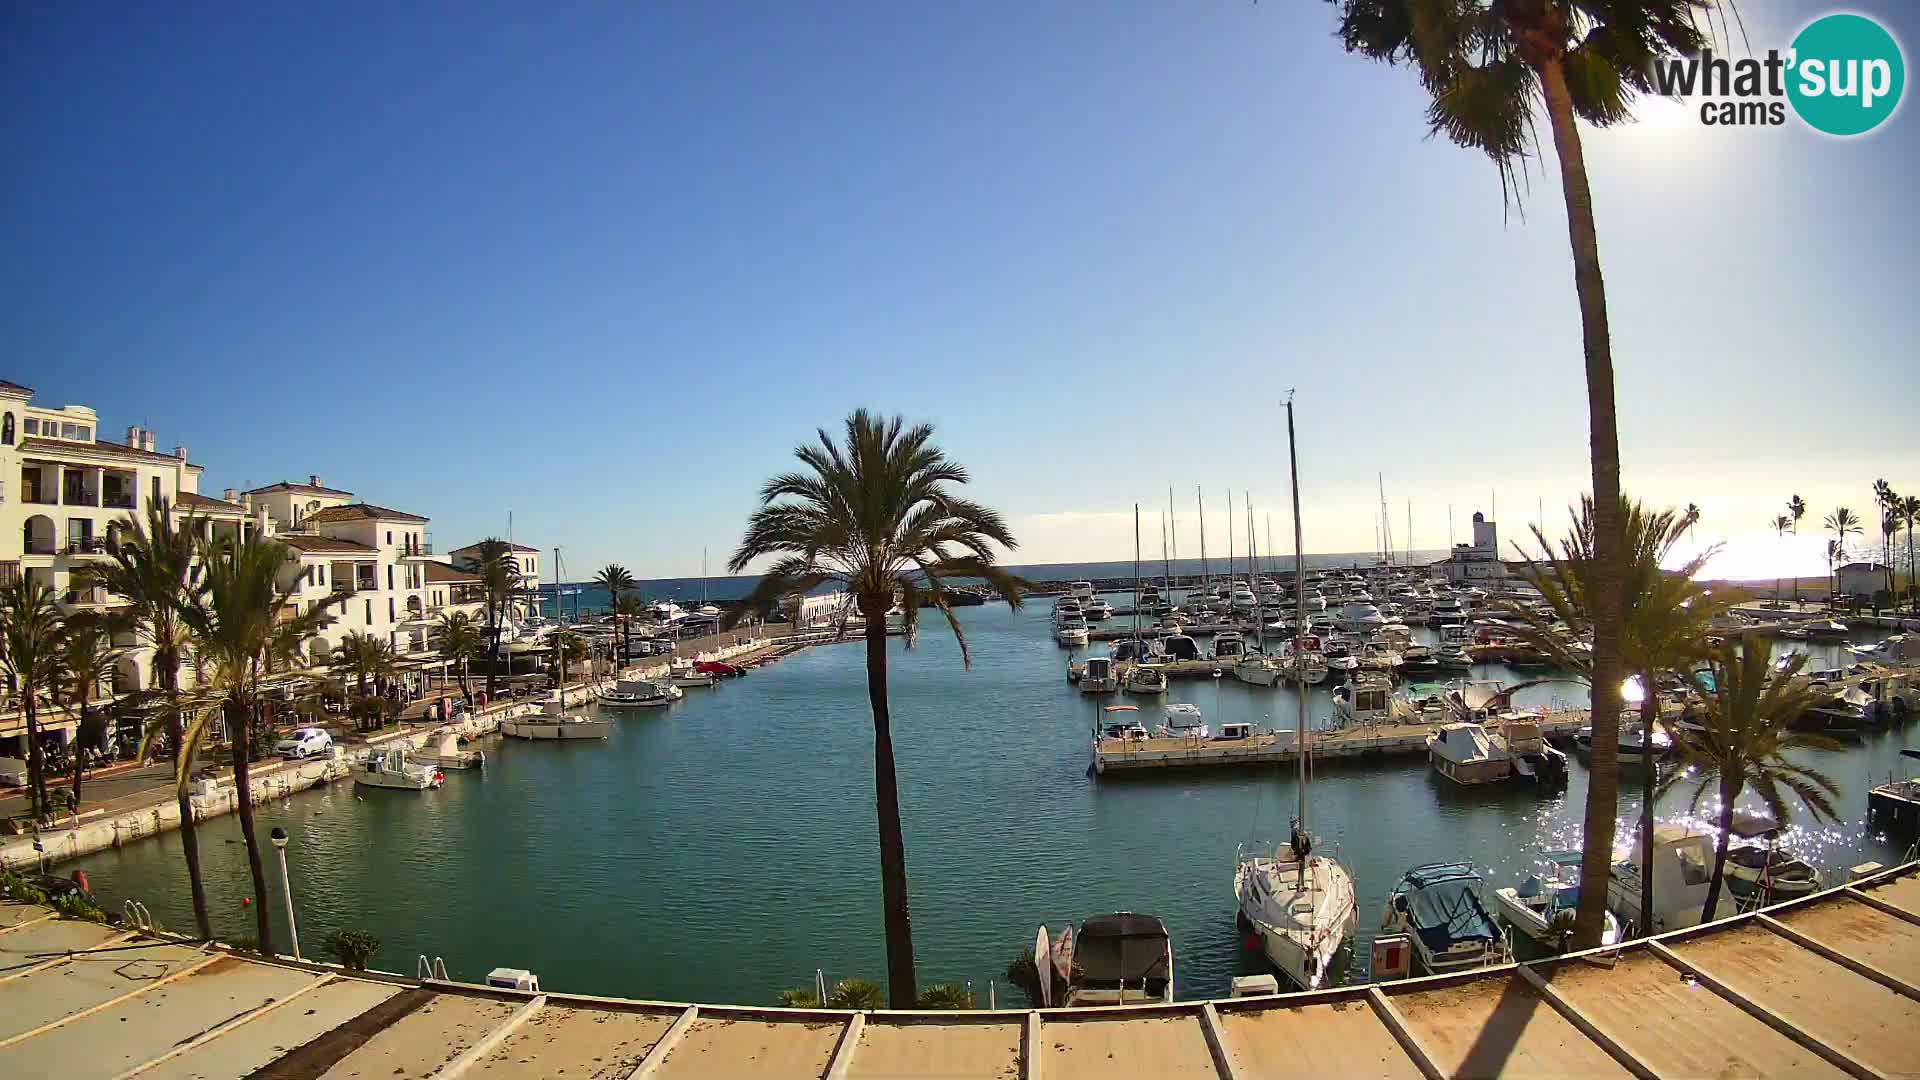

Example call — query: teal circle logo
[1787,13,1904,136]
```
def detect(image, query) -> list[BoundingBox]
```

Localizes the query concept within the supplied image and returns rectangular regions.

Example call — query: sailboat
[695,547,721,620]
[1235,395,1359,991]
[1124,505,1169,694]
[1233,497,1284,686]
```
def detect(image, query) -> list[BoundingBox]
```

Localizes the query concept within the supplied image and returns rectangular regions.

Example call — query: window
[386,530,392,544]
[364,600,372,625]
[1,413,12,445]
[387,565,393,590]
[388,598,396,622]
[151,476,161,506]
[22,418,37,435]
[77,426,90,441]
[320,565,327,585]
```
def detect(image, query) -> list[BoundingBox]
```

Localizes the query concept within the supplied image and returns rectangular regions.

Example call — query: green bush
[915,983,974,1010]
[323,928,380,971]
[777,978,884,1009]
[0,871,49,906]
[224,932,261,953]
[51,890,106,923]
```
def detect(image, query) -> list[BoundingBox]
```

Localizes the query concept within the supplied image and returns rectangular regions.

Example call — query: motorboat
[1575,722,1672,764]
[1230,584,1257,614]
[1069,581,1096,602]
[1805,619,1851,641]
[503,698,613,739]
[1381,863,1507,974]
[1494,718,1569,786]
[1125,662,1168,695]
[1052,599,1084,624]
[1039,913,1174,1007]
[1722,813,1822,905]
[1057,616,1091,647]
[1334,602,1386,634]
[1159,702,1208,739]
[1079,655,1120,693]
[1495,852,1622,948]
[1211,631,1247,660]
[1398,644,1440,677]
[414,729,485,771]
[1155,634,1201,662]
[1798,684,1872,736]
[1357,639,1403,673]
[1235,835,1358,990]
[669,658,717,688]
[1606,823,1737,935]
[353,747,445,790]
[1427,724,1513,786]
[1330,673,1402,729]
[595,678,683,708]
[1231,653,1283,687]
[1084,597,1114,621]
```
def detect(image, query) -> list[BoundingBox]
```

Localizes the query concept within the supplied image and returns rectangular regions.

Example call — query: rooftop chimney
[173,445,188,461]
[142,431,156,453]
[126,425,142,447]
[309,474,322,488]
[223,488,239,503]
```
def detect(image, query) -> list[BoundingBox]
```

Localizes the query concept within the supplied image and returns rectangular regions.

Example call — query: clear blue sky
[6,1,1915,580]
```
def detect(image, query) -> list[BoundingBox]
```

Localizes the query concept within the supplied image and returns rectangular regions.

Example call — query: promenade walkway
[0,862,1913,1078]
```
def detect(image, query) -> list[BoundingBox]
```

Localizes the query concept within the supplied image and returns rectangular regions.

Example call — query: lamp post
[270,827,300,960]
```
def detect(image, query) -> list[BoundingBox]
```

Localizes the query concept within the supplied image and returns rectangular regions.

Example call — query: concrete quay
[1093,711,1590,774]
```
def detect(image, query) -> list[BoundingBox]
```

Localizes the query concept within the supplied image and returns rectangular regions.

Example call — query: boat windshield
[1073,914,1170,992]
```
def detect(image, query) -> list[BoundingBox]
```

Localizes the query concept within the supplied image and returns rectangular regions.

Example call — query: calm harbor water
[74,595,1916,1004]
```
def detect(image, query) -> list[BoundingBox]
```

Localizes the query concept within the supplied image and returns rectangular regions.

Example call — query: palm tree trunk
[69,698,87,815]
[1637,678,1658,936]
[23,695,46,821]
[862,596,917,1008]
[164,662,214,940]
[1702,780,1738,924]
[1539,56,1627,952]
[460,658,472,710]
[485,602,501,700]
[229,696,276,955]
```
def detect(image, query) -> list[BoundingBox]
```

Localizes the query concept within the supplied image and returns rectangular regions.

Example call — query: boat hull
[502,719,612,739]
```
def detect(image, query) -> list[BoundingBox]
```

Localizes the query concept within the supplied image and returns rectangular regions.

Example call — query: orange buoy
[70,870,89,894]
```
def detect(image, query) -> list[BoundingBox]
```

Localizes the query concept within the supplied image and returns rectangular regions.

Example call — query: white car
[276,727,334,760]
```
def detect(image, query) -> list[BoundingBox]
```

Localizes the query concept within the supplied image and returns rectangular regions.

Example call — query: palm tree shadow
[1450,974,1545,1079]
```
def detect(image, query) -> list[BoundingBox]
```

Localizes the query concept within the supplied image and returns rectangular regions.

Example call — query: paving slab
[0,938,208,1041]
[1389,973,1631,1079]
[141,976,402,1080]
[0,955,315,1079]
[653,1016,842,1078]
[1857,870,1920,919]
[848,1019,1022,1080]
[318,993,521,1080]
[467,1004,678,1080]
[1775,894,1920,986]
[1537,951,1846,1079]
[1044,1013,1219,1080]
[0,902,54,931]
[0,917,124,971]
[1219,999,1421,1079]
[1671,921,1920,1077]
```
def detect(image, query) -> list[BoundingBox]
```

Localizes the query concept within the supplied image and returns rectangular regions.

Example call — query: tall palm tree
[0,577,64,818]
[613,595,646,663]
[723,410,1025,1007]
[53,610,127,815]
[1770,514,1793,606]
[1872,479,1895,583]
[594,565,637,662]
[1506,496,1740,935]
[1787,495,1807,603]
[1683,503,1701,543]
[552,631,589,687]
[333,631,394,729]
[181,532,338,955]
[1882,511,1901,603]
[1825,508,1861,604]
[434,612,483,709]
[1326,0,1713,948]
[1902,495,1920,612]
[1661,637,1838,923]
[468,539,522,700]
[73,498,214,939]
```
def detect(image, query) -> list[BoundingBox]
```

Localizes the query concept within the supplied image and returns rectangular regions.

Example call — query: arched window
[1,413,13,445]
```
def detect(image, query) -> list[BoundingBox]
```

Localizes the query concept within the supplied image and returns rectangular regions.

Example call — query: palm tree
[333,631,394,728]
[1683,503,1701,543]
[724,410,1025,1007]
[434,612,483,709]
[1787,495,1807,603]
[1902,495,1920,612]
[181,532,338,955]
[1770,514,1792,606]
[552,631,590,687]
[468,539,522,701]
[53,610,127,815]
[1661,637,1839,923]
[73,498,214,939]
[0,577,64,817]
[594,565,636,663]
[1326,0,1714,948]
[1873,479,1896,586]
[1506,496,1741,935]
[613,595,646,663]
[1825,508,1861,605]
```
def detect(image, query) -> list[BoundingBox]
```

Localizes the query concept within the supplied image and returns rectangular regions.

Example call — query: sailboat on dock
[1234,395,1358,991]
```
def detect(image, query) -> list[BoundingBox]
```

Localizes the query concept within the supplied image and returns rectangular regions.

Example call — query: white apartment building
[447,541,541,619]
[1439,512,1508,585]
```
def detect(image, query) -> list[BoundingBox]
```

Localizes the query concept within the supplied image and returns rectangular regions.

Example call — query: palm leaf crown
[724,409,1024,667]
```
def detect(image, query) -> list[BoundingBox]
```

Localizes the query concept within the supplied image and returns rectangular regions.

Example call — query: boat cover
[1398,863,1499,954]
[1073,913,1171,991]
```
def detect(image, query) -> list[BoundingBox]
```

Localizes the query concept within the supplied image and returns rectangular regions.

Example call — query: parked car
[275,727,334,760]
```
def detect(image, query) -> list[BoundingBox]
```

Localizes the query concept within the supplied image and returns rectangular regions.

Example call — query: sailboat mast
[1286,397,1308,838]
[1247,495,1261,653]
[1168,486,1177,589]
[1161,513,1171,592]
[1226,489,1235,601]
[1197,487,1209,598]
[555,545,565,689]
[1132,505,1142,646]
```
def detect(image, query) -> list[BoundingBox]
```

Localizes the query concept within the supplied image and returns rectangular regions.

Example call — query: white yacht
[1495,851,1622,948]
[1159,702,1208,739]
[1606,824,1737,935]
[669,658,716,688]
[1079,655,1120,693]
[1426,723,1513,786]
[503,698,613,740]
[598,678,682,707]
[1230,584,1257,614]
[1083,597,1114,621]
[414,730,485,771]
[1231,652,1283,687]
[1330,673,1401,729]
[1057,616,1091,647]
[1124,662,1168,695]
[1334,601,1386,633]
[353,747,445,790]
[1052,599,1084,624]
[1211,631,1246,661]
[1069,581,1096,602]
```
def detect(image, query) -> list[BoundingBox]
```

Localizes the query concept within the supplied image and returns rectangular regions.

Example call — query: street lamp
[269,827,301,960]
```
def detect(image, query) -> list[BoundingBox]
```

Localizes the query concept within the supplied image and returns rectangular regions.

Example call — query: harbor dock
[1093,711,1590,774]
[3,860,1915,1079]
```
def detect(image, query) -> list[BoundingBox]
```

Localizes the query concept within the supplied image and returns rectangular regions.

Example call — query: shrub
[915,983,974,1010]
[826,979,884,1009]
[324,928,380,971]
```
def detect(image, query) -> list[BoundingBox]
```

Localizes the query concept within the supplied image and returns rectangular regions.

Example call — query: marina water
[72,596,1917,1003]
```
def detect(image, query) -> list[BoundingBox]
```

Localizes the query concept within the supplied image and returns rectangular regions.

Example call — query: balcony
[61,537,114,558]
[398,541,434,558]
[61,587,119,609]
[0,562,18,586]
[102,491,136,510]
[21,490,57,506]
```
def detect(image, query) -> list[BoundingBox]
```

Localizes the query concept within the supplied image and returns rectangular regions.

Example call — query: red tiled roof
[0,379,31,394]
[16,436,202,468]
[425,561,480,583]
[244,480,356,497]
[176,491,248,515]
[452,541,539,553]
[303,502,429,525]
[276,534,377,555]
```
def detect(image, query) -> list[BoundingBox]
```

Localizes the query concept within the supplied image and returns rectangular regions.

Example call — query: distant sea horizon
[543,549,1452,616]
